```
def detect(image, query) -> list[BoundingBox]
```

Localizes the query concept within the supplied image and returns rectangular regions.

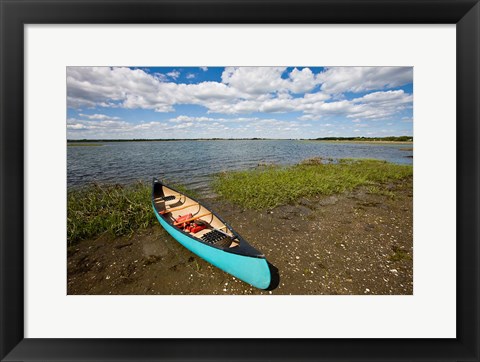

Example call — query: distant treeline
[67,138,269,142]
[67,136,413,143]
[314,136,413,142]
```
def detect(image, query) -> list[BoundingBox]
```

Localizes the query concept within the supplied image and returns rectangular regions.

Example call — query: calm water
[67,140,413,194]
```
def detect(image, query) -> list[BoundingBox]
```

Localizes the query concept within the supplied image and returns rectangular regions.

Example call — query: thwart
[152,178,272,290]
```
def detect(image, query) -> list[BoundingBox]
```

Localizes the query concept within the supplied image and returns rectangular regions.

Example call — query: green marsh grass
[390,246,412,262]
[67,181,197,245]
[367,185,396,199]
[213,158,413,210]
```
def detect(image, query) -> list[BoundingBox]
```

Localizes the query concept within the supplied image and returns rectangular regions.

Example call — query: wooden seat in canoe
[154,194,183,202]
[154,196,174,203]
[160,203,199,215]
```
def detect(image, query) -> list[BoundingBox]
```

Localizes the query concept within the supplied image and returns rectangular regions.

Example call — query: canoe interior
[153,183,240,249]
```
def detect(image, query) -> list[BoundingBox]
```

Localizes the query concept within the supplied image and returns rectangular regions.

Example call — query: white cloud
[67,67,171,110]
[221,67,287,94]
[67,67,412,124]
[78,113,120,120]
[166,70,180,79]
[186,73,195,79]
[300,90,412,121]
[67,123,88,130]
[317,67,412,94]
[220,66,322,95]
[67,114,310,139]
[352,89,412,104]
[67,117,132,131]
[153,72,168,82]
[200,67,208,71]
[288,67,317,93]
[169,115,215,123]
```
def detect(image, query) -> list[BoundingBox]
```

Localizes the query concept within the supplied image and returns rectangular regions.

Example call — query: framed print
[1,0,479,361]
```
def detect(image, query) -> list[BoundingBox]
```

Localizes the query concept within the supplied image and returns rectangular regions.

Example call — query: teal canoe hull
[153,204,271,290]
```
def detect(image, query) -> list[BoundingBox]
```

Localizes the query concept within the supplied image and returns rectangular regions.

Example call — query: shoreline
[67,178,413,295]
[67,138,413,144]
[67,159,413,244]
[304,140,413,145]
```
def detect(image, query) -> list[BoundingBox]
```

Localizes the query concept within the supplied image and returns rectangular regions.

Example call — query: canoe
[151,178,272,290]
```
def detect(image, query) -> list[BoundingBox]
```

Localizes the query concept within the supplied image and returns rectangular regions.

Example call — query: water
[67,140,413,194]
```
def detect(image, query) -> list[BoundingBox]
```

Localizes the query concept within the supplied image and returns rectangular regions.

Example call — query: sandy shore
[67,178,413,295]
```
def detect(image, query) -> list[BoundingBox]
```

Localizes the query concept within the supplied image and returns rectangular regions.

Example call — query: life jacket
[175,213,192,229]
[184,219,208,234]
[175,213,192,223]
[176,214,208,233]
[188,223,207,234]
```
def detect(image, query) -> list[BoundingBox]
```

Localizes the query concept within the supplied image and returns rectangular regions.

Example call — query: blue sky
[67,66,413,139]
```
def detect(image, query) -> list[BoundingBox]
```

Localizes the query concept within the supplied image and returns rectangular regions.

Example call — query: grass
[367,185,396,199]
[213,158,413,210]
[67,158,412,244]
[67,181,197,245]
[390,246,412,262]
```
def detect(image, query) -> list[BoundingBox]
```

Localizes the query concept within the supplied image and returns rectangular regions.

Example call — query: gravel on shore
[67,178,413,295]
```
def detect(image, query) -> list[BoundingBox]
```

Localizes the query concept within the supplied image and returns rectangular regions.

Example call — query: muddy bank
[67,178,413,295]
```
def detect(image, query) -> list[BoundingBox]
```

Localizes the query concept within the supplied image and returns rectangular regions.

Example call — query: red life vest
[175,213,192,224]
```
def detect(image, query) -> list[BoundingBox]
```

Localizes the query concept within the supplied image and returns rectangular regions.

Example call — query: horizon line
[67,136,413,142]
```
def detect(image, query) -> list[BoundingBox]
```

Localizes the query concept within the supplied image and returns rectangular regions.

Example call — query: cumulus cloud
[317,67,412,94]
[221,67,287,94]
[67,113,311,139]
[299,90,412,121]
[78,113,120,120]
[67,66,412,125]
[220,67,320,95]
[288,67,317,93]
[169,115,215,123]
[67,117,132,131]
[166,70,180,79]
[67,67,170,110]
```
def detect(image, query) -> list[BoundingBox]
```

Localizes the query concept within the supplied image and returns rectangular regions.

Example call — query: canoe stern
[153,204,271,290]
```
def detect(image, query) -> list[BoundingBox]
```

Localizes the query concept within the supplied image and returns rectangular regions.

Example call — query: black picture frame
[1,1,479,361]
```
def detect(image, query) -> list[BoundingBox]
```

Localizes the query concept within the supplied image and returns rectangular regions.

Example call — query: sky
[67,66,413,139]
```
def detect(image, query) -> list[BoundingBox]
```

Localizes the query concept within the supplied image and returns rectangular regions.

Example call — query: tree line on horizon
[313,136,413,142]
[67,136,413,143]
